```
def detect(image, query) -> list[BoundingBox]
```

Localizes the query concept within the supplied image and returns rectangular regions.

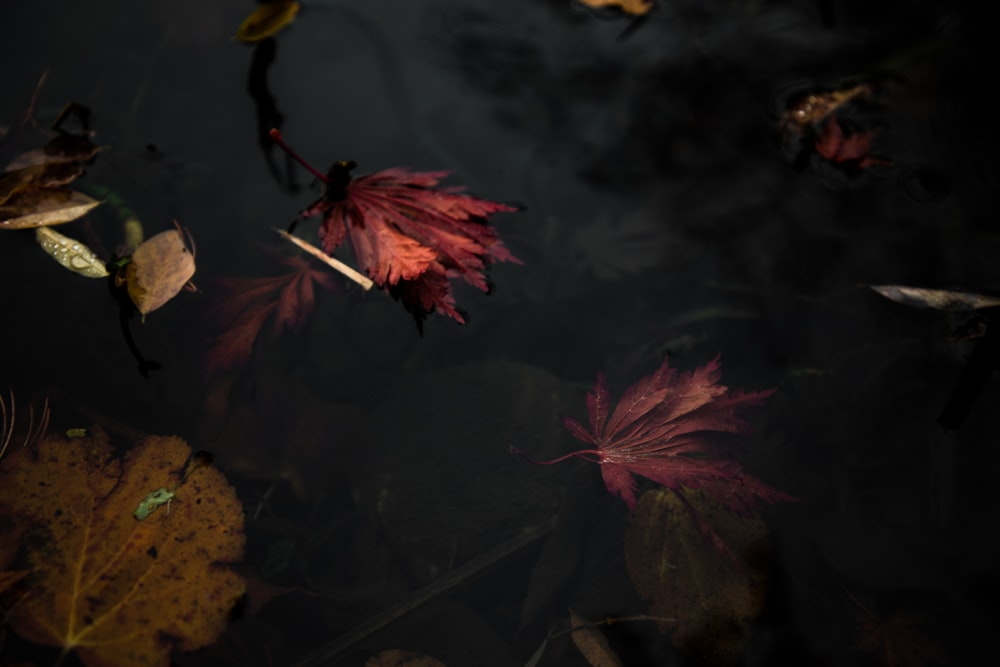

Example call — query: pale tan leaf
[869,285,1000,311]
[125,225,196,316]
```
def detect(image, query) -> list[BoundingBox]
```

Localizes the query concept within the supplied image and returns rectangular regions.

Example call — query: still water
[1,0,997,665]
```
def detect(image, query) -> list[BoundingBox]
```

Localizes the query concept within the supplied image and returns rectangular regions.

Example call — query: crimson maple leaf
[269,129,520,325]
[814,116,891,168]
[206,254,336,373]
[515,356,794,559]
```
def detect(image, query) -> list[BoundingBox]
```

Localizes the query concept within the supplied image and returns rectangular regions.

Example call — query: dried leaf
[124,224,196,316]
[35,226,109,278]
[625,489,769,666]
[0,432,245,667]
[3,133,104,172]
[869,285,1000,311]
[0,162,84,206]
[0,188,100,229]
[782,82,874,129]
[235,1,301,43]
[577,0,653,16]
[570,611,624,667]
[364,650,447,667]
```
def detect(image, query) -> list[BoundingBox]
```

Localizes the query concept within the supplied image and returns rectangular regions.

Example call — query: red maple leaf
[268,129,520,324]
[514,356,794,559]
[814,116,891,168]
[206,254,336,373]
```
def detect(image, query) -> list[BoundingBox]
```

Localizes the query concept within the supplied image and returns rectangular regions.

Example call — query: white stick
[274,229,374,291]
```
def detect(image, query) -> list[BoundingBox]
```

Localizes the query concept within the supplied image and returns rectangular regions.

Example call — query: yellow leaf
[235,1,301,43]
[0,432,245,667]
[124,224,196,316]
[570,611,624,667]
[625,489,770,667]
[0,188,101,229]
[35,227,109,278]
[578,0,653,16]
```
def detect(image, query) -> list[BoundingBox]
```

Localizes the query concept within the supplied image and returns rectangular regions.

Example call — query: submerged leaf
[0,188,100,229]
[626,489,768,666]
[0,432,245,667]
[35,226,109,278]
[124,224,196,316]
[364,650,447,667]
[869,285,1000,311]
[235,1,301,43]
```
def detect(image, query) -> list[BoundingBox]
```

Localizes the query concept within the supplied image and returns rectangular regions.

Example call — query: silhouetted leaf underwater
[364,650,448,667]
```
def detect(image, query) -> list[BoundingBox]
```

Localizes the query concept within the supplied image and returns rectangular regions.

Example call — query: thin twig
[275,229,374,291]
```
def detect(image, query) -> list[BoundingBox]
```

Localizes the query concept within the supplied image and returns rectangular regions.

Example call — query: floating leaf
[570,611,624,667]
[0,432,245,667]
[577,0,653,15]
[0,162,84,206]
[869,285,1000,311]
[0,187,100,229]
[124,223,196,316]
[35,226,109,278]
[235,1,301,43]
[625,489,769,666]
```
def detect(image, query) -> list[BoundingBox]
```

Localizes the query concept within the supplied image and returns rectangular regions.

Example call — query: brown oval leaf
[0,432,245,667]
[0,188,101,229]
[125,225,196,316]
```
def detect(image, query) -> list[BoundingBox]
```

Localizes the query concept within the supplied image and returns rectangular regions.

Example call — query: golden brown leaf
[570,611,624,667]
[124,224,196,316]
[624,489,769,667]
[364,649,447,667]
[0,432,245,667]
[0,187,100,229]
[577,0,653,16]
[235,1,301,43]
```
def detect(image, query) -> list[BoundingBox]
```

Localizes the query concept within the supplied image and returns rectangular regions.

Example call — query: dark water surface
[2,0,998,665]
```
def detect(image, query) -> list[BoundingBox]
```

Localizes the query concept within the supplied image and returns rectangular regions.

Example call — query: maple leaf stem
[509,445,602,465]
[268,128,329,183]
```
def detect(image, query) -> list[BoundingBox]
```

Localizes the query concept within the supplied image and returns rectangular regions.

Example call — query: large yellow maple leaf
[0,432,245,667]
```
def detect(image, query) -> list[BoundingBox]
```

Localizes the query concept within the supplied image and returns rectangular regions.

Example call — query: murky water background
[2,0,998,665]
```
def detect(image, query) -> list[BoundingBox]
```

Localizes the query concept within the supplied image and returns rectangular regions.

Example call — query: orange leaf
[0,432,245,667]
[577,0,653,15]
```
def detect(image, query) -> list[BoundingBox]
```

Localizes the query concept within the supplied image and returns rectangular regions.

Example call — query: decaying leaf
[0,432,245,667]
[123,223,197,316]
[235,1,301,43]
[0,187,100,229]
[869,285,1000,311]
[570,610,624,667]
[35,226,109,278]
[577,0,653,16]
[3,132,104,172]
[814,117,888,169]
[364,650,447,667]
[625,489,769,666]
[782,82,875,129]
